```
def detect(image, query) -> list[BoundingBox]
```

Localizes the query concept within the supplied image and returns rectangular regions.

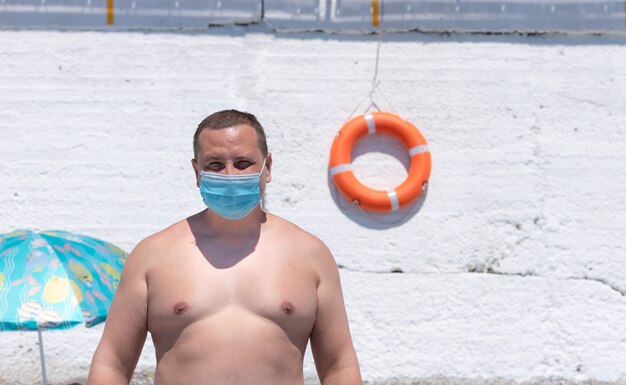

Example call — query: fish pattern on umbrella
[0,230,127,331]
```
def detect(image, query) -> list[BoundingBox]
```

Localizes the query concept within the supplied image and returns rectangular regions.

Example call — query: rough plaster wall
[0,28,625,385]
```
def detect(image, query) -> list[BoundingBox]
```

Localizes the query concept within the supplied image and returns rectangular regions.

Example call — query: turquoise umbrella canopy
[0,230,128,331]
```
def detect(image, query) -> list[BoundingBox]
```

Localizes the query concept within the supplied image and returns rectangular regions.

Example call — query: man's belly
[151,308,308,385]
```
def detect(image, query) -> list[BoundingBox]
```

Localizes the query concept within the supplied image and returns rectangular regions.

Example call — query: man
[87,110,362,385]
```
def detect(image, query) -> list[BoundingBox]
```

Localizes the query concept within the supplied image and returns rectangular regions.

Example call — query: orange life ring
[329,112,431,212]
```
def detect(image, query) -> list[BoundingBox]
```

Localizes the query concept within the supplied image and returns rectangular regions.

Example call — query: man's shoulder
[267,213,319,239]
[132,217,193,255]
[265,214,340,284]
[266,213,332,257]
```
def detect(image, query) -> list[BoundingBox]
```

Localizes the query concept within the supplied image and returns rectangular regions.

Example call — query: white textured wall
[1,28,625,385]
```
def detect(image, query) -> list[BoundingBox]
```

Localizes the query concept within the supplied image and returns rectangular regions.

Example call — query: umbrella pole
[37,327,48,385]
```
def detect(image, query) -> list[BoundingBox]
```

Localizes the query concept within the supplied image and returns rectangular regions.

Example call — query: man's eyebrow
[202,155,257,162]
[234,156,257,162]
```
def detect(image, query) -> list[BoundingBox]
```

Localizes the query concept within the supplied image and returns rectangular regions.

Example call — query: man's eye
[206,163,224,171]
[235,161,252,169]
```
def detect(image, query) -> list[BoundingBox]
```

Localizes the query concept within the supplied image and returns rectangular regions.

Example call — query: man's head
[193,109,268,161]
[192,110,272,196]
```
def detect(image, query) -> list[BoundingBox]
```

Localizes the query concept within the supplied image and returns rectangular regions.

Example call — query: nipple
[280,301,295,315]
[173,301,189,316]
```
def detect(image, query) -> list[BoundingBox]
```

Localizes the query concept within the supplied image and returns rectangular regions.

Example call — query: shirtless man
[86,110,362,385]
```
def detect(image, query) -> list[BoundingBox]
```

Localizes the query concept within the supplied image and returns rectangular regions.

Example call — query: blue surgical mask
[199,160,266,220]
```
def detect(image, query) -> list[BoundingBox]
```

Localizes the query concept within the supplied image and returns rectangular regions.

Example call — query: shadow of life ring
[329,112,431,212]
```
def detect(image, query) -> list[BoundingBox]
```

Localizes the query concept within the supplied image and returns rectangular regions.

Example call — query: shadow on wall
[327,133,429,230]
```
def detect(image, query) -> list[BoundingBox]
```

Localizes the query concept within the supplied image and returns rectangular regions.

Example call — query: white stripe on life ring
[329,163,352,177]
[388,190,400,211]
[409,144,429,156]
[365,113,376,134]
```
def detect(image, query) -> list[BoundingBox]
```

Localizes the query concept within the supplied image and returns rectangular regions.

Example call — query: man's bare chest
[145,249,318,342]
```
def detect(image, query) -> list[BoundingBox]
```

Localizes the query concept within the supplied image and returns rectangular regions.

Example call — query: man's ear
[192,158,200,187]
[264,152,272,183]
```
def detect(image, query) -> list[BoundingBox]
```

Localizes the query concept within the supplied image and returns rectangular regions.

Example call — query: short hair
[193,109,268,159]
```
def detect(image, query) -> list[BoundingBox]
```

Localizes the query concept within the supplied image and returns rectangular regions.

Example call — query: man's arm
[310,242,362,385]
[86,239,150,385]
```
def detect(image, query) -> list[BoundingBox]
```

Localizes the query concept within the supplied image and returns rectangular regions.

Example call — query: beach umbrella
[0,230,128,385]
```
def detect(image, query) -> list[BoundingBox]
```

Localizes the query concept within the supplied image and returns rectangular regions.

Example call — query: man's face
[192,124,272,190]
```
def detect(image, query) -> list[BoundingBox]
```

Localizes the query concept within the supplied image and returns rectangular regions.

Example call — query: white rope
[345,28,385,121]
[368,29,383,112]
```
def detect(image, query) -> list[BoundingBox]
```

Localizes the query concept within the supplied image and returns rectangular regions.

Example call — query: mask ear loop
[259,157,268,212]
[259,157,267,176]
